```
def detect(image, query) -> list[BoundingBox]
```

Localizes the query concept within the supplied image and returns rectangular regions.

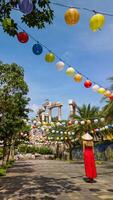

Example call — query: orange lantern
[104,90,111,97]
[64,8,80,26]
[74,73,83,82]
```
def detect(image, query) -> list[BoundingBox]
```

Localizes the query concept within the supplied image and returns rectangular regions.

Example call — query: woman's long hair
[83,140,93,147]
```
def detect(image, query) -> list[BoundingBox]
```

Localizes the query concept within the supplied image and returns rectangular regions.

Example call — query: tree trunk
[8,143,15,161]
[2,141,10,166]
[7,138,15,161]
[69,147,73,160]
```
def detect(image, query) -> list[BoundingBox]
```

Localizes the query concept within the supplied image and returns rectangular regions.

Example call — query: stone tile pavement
[0,160,113,200]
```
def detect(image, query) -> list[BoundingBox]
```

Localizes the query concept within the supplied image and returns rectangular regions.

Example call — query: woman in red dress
[82,133,97,182]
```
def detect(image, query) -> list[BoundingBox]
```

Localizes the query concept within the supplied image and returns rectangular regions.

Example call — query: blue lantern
[108,125,113,129]
[19,0,33,14]
[32,43,43,55]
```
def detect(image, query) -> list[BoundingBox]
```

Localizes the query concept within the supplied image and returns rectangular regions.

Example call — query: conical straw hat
[82,132,93,141]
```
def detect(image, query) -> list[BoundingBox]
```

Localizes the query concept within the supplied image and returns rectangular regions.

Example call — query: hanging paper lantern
[65,137,68,140]
[2,18,12,29]
[87,120,91,124]
[94,119,98,124]
[89,13,105,32]
[100,118,105,122]
[92,84,100,92]
[104,90,111,97]
[56,130,59,134]
[81,121,85,125]
[105,126,108,130]
[17,32,29,43]
[74,74,83,82]
[68,121,72,126]
[56,137,59,141]
[56,61,65,71]
[32,43,43,55]
[68,132,71,136]
[74,120,78,125]
[98,87,106,94]
[66,67,75,76]
[84,80,92,88]
[19,0,33,14]
[109,93,113,100]
[45,53,55,63]
[64,8,80,26]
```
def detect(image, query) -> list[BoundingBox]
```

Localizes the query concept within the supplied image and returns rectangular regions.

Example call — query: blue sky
[0,0,113,119]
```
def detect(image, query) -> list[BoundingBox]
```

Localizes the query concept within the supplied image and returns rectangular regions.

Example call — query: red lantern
[84,80,92,88]
[68,121,72,126]
[109,93,113,100]
[17,32,29,43]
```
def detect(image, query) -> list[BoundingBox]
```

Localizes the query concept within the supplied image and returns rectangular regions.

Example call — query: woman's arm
[83,141,85,153]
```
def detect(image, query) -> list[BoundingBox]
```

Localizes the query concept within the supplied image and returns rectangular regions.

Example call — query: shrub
[18,145,53,155]
[38,146,53,155]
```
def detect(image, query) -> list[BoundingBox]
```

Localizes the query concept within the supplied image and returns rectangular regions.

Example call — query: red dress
[84,146,97,179]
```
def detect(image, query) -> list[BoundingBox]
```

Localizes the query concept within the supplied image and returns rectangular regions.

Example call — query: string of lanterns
[1,1,113,100]
[10,0,113,32]
[52,2,113,32]
[90,124,113,134]
[73,117,105,126]
[13,23,113,101]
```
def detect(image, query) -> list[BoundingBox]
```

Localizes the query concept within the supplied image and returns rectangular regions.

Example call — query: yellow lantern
[64,8,80,26]
[74,73,83,82]
[87,120,91,124]
[45,53,55,63]
[89,14,105,32]
[56,137,59,141]
[98,87,105,94]
[66,67,75,76]
[104,90,111,97]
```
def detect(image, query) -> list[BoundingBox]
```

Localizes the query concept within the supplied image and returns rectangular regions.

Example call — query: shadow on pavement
[0,174,81,199]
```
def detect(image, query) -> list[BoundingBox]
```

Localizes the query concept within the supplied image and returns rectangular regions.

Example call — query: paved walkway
[0,160,113,200]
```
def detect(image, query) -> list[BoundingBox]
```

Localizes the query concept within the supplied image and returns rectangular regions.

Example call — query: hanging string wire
[0,2,112,93]
[51,2,113,17]
[16,23,107,89]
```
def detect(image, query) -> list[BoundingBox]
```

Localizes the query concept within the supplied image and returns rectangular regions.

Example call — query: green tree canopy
[0,61,30,164]
[0,0,54,36]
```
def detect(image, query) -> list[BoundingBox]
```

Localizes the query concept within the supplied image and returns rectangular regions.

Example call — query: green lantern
[2,18,12,30]
[45,53,55,63]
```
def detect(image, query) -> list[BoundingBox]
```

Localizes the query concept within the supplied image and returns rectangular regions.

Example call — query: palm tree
[72,104,105,140]
[103,76,113,123]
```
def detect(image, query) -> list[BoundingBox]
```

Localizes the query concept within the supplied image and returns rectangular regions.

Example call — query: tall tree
[103,77,113,122]
[0,61,30,165]
[72,104,105,140]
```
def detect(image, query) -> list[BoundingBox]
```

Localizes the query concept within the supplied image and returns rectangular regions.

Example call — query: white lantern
[94,119,98,124]
[56,61,65,71]
[66,67,75,76]
[72,132,75,135]
[81,121,85,125]
[100,118,105,122]
[92,84,100,92]
[68,132,71,135]
[74,120,78,125]
[52,130,55,133]
[105,126,108,129]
